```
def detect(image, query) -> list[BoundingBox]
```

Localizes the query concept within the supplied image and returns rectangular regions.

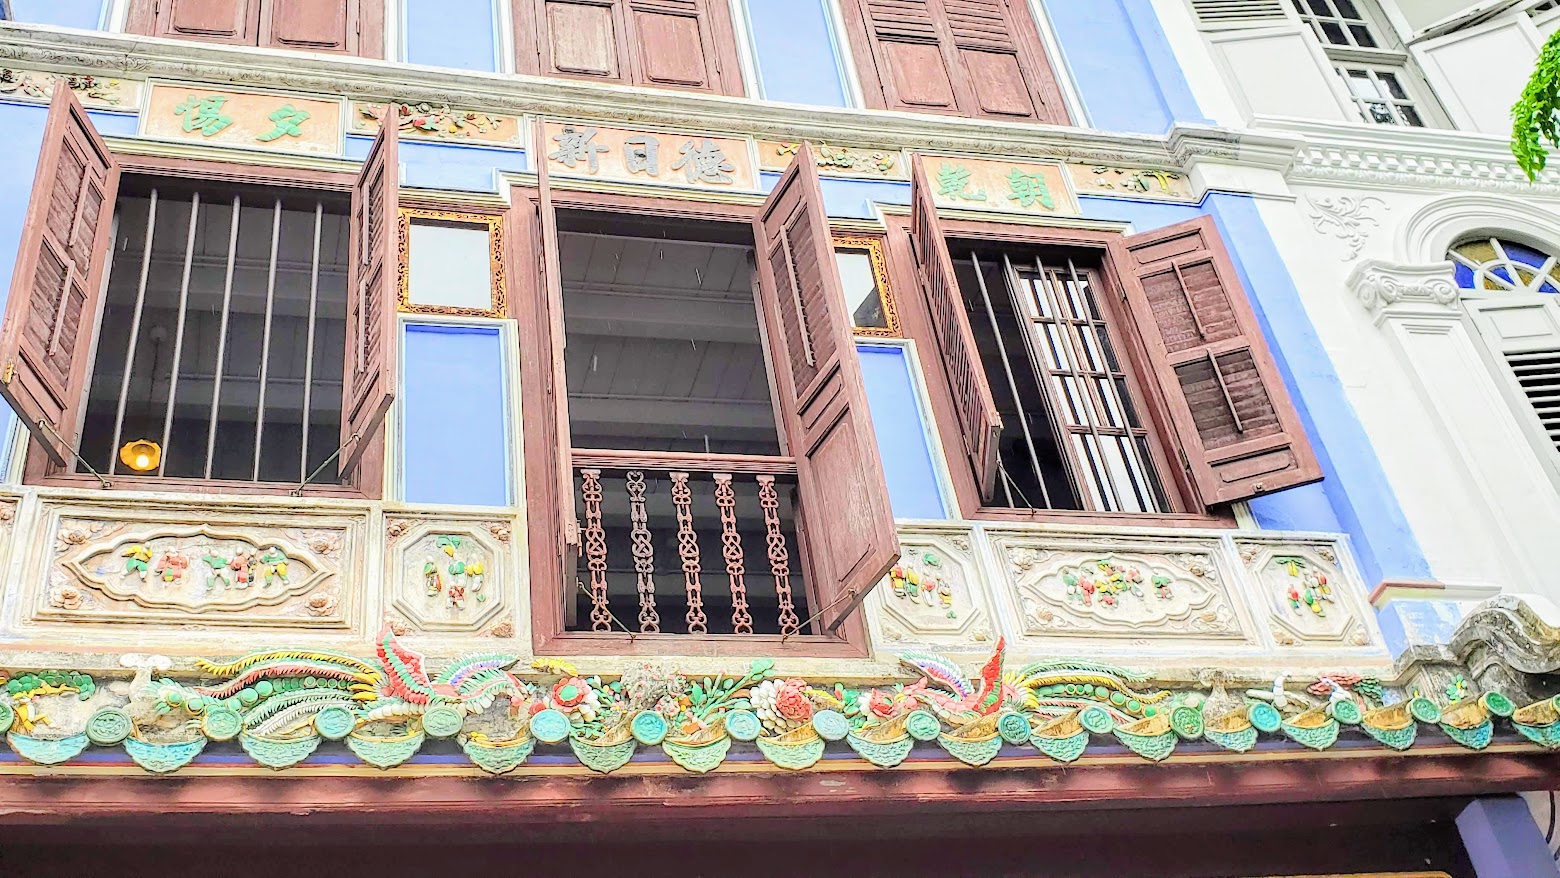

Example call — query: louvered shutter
[1120,217,1320,505]
[340,121,398,492]
[1189,0,1289,26]
[908,155,1002,501]
[0,88,118,467]
[857,0,960,111]
[260,0,379,55]
[754,146,899,629]
[847,0,1068,122]
[534,120,579,551]
[150,0,260,44]
[1468,297,1560,463]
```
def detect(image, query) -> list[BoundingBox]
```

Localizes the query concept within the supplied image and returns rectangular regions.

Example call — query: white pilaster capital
[1347,259,1461,321]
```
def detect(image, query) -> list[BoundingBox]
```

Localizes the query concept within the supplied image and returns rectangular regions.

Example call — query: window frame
[19,151,387,499]
[125,0,387,58]
[1289,0,1447,127]
[832,232,900,338]
[509,182,882,658]
[883,214,1235,528]
[397,205,509,319]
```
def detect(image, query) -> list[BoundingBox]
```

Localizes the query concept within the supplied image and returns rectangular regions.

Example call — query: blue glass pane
[1541,280,1560,295]
[1502,240,1553,270]
[1491,265,1515,286]
[1454,263,1476,289]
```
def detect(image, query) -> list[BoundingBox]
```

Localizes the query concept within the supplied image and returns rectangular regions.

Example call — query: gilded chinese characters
[542,122,757,190]
[143,84,341,155]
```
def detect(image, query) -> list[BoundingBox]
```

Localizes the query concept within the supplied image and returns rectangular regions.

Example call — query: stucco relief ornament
[1305,195,1385,260]
[1349,260,1460,315]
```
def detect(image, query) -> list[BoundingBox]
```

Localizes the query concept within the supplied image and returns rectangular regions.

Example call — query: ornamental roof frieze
[0,21,1281,179]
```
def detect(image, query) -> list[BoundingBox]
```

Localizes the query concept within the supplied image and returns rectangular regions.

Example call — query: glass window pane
[1365,102,1396,124]
[1334,0,1362,20]
[1320,21,1348,44]
[1348,24,1377,47]
[408,221,494,311]
[832,248,888,329]
[1343,69,1378,99]
[1378,72,1408,100]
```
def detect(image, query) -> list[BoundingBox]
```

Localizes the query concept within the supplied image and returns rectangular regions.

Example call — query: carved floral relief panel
[986,530,1252,645]
[385,516,516,637]
[1238,538,1376,648]
[30,500,363,629]
[871,527,995,653]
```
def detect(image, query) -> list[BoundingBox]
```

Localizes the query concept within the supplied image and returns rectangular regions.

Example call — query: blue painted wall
[404,0,498,72]
[1038,0,1209,133]
[345,136,526,192]
[401,324,511,507]
[742,0,850,107]
[858,343,947,520]
[4,0,102,28]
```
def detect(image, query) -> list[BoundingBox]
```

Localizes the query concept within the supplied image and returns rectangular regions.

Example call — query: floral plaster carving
[1239,539,1371,648]
[386,518,510,632]
[873,531,993,652]
[1305,194,1384,260]
[993,533,1245,641]
[30,502,360,629]
[0,68,135,107]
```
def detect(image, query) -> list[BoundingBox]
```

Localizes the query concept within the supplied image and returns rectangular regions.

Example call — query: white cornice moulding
[0,22,1297,181]
[1347,259,1460,321]
[1255,115,1560,195]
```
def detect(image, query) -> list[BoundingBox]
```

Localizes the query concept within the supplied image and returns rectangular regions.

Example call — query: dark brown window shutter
[843,0,1069,123]
[340,120,398,494]
[142,0,260,44]
[1119,217,1321,505]
[521,0,743,94]
[261,0,350,54]
[0,88,119,467]
[753,146,899,630]
[534,120,579,551]
[908,154,1002,501]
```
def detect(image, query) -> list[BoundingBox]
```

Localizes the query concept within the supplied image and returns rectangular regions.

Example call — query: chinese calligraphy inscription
[146,85,341,155]
[925,156,1078,216]
[542,122,756,190]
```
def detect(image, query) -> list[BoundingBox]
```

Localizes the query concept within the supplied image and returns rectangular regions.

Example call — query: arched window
[1449,236,1560,464]
[1449,237,1560,294]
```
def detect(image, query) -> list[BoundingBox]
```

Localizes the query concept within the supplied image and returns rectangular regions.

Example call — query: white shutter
[1190,0,1290,27]
[1469,296,1560,466]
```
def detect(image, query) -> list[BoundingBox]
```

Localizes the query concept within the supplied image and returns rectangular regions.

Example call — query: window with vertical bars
[951,246,1167,513]
[79,176,350,485]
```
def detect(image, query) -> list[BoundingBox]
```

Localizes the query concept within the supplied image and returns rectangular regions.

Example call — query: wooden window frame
[397,205,509,319]
[125,0,386,59]
[510,183,879,658]
[21,153,386,500]
[512,0,747,97]
[832,232,901,338]
[883,214,1235,528]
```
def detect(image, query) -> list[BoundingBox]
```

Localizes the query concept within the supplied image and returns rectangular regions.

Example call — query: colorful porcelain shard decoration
[0,636,1550,775]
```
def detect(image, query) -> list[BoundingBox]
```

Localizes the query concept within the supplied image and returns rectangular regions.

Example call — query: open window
[513,0,745,96]
[837,0,1070,123]
[126,0,386,57]
[521,143,898,654]
[901,155,1321,519]
[0,88,398,496]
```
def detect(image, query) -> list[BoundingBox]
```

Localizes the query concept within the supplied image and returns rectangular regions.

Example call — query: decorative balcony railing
[570,451,807,637]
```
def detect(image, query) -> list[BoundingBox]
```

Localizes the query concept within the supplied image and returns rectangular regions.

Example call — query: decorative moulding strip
[0,23,1269,173]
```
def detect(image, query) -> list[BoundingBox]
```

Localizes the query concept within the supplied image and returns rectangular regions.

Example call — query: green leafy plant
[1513,27,1560,179]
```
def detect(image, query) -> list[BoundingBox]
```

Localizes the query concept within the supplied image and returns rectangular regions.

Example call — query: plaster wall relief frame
[1234,532,1384,654]
[865,521,995,654]
[135,79,351,158]
[381,508,525,641]
[13,493,374,642]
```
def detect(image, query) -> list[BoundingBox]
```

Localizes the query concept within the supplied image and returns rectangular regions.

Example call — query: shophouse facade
[0,1,1557,875]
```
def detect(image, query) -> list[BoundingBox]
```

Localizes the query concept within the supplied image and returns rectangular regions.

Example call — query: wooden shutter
[146,0,260,44]
[846,0,1068,122]
[753,146,899,629]
[534,120,579,551]
[627,0,734,92]
[532,0,629,79]
[0,88,118,467]
[1120,218,1320,505]
[340,121,398,490]
[908,155,1002,501]
[261,0,350,53]
[856,0,959,111]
